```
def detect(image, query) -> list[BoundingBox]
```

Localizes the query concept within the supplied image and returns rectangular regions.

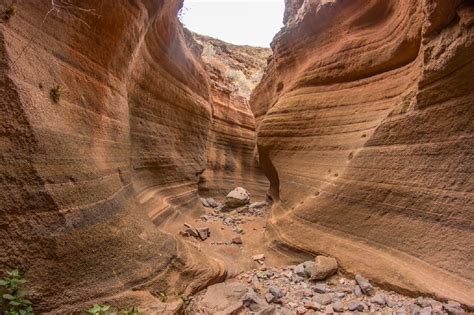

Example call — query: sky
[179,0,285,47]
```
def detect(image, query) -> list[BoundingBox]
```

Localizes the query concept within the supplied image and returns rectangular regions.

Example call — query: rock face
[193,33,270,199]
[0,0,220,311]
[251,0,474,307]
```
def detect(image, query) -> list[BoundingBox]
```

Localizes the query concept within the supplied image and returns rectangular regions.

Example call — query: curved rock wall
[252,0,474,306]
[0,0,218,311]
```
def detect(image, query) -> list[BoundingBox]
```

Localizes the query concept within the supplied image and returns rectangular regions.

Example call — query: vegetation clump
[0,269,34,315]
[87,304,140,315]
[3,5,16,21]
[50,84,64,103]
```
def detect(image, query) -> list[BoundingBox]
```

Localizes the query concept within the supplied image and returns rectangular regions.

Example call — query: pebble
[348,300,365,311]
[313,283,327,293]
[332,300,345,312]
[370,293,386,306]
[355,274,375,296]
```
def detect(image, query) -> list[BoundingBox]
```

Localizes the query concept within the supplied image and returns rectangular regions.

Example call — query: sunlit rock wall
[252,0,474,306]
[0,0,217,311]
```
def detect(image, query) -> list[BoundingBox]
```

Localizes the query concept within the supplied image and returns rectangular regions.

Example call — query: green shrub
[158,291,168,303]
[87,304,114,315]
[121,307,140,315]
[3,5,16,21]
[87,304,140,315]
[0,269,34,315]
[50,84,64,103]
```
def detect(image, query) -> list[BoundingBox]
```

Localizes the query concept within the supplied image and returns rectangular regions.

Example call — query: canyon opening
[0,1,473,315]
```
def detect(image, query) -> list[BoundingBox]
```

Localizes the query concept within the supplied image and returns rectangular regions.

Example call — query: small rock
[303,301,321,310]
[313,293,333,305]
[420,306,433,315]
[200,197,210,208]
[299,289,311,297]
[347,300,365,312]
[447,301,461,307]
[332,300,345,312]
[370,293,386,306]
[243,288,268,312]
[265,292,276,303]
[232,236,243,244]
[249,201,268,210]
[313,283,328,293]
[310,256,338,280]
[185,227,199,238]
[353,285,363,297]
[296,306,308,314]
[225,187,250,208]
[206,197,219,208]
[252,254,265,261]
[443,302,463,315]
[355,274,375,296]
[288,302,298,308]
[324,305,334,314]
[335,292,346,298]
[416,297,436,308]
[196,227,210,240]
[269,286,283,298]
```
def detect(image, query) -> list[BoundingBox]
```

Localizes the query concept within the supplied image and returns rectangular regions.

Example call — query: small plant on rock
[3,5,16,21]
[158,291,168,303]
[87,304,114,315]
[50,84,64,103]
[179,294,191,306]
[121,307,140,315]
[0,269,34,315]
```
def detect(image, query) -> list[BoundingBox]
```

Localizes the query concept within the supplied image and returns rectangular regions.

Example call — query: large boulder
[225,187,250,208]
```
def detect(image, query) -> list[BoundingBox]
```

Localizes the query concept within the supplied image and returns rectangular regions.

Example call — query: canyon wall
[0,0,221,311]
[252,0,474,307]
[193,33,270,199]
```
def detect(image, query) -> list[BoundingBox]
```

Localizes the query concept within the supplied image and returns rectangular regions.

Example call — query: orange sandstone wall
[193,34,270,199]
[252,0,474,307]
[0,0,217,311]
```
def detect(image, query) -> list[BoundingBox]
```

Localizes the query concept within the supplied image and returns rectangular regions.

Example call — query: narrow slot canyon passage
[0,1,473,314]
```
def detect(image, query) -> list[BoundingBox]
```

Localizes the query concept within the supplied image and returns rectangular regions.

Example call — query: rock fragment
[355,274,375,296]
[231,236,243,244]
[347,300,365,311]
[332,300,345,312]
[196,227,210,240]
[225,187,250,209]
[313,282,328,293]
[370,293,386,306]
[269,286,283,299]
[310,255,338,280]
[443,301,464,315]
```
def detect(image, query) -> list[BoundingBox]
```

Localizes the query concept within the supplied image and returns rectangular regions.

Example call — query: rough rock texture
[252,0,474,307]
[0,0,222,311]
[192,33,270,199]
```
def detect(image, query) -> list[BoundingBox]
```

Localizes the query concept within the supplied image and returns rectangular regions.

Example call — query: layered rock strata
[0,0,220,311]
[252,0,474,307]
[192,33,270,199]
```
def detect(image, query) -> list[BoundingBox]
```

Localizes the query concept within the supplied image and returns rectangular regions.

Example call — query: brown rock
[310,256,338,280]
[232,236,243,245]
